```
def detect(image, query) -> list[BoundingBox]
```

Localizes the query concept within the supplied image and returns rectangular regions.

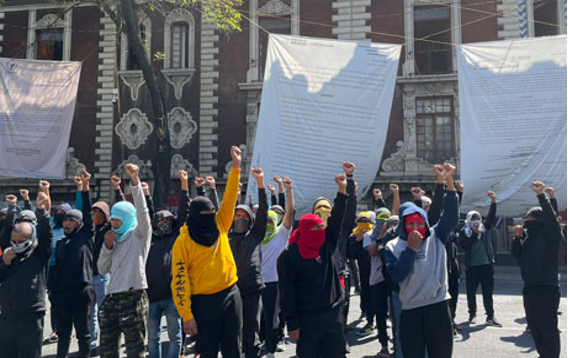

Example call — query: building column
[198,20,220,177]
[94,12,117,199]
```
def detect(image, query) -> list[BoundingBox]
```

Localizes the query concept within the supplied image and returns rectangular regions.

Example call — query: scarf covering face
[524,206,546,237]
[152,210,175,237]
[313,198,332,227]
[262,210,279,245]
[54,203,72,229]
[289,214,326,259]
[186,196,219,247]
[110,201,138,242]
[11,223,38,257]
[404,212,428,238]
[353,212,374,236]
[465,211,485,237]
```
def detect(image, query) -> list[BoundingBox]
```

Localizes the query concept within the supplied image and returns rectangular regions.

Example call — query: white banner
[0,58,81,179]
[457,35,567,216]
[246,34,401,216]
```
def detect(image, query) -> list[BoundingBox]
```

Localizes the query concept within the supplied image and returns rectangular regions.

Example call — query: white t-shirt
[261,224,293,283]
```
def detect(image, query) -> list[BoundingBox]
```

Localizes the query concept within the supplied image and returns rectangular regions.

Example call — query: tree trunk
[122,0,171,208]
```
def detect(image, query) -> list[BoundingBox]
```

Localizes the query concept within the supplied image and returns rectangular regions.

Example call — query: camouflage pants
[99,290,149,358]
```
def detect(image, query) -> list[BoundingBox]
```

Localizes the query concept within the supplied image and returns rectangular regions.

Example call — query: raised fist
[178,170,188,182]
[141,182,150,196]
[19,189,29,201]
[342,162,355,175]
[5,194,17,206]
[335,174,347,191]
[194,177,206,188]
[36,191,49,210]
[373,188,382,200]
[110,175,122,190]
[39,180,50,194]
[390,183,399,193]
[80,169,92,182]
[443,162,456,180]
[411,187,422,200]
[487,191,496,202]
[283,177,293,190]
[273,176,282,184]
[544,186,555,198]
[455,180,464,193]
[125,164,139,179]
[513,225,524,238]
[268,184,276,193]
[206,176,216,189]
[230,146,242,168]
[531,181,545,195]
[251,168,264,181]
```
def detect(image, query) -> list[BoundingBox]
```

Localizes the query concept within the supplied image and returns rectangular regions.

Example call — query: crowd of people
[0,145,563,358]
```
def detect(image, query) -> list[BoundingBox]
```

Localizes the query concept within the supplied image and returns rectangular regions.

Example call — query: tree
[77,0,242,206]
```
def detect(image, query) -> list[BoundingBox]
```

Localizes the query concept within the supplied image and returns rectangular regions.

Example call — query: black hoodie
[229,188,268,295]
[512,194,562,287]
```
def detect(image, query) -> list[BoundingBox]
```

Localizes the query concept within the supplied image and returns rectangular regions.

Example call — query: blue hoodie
[385,191,459,310]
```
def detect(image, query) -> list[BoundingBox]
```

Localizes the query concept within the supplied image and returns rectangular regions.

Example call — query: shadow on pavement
[457,322,487,341]
[500,333,536,354]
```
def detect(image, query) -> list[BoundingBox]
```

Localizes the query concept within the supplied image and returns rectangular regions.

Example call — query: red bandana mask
[289,214,326,259]
[404,212,427,238]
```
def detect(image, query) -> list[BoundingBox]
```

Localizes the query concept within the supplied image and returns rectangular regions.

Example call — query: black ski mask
[186,196,218,247]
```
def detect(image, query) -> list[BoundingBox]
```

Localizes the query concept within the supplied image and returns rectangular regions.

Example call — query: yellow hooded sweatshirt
[171,167,240,322]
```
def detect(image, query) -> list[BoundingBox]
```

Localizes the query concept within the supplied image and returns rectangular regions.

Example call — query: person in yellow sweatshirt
[171,145,243,358]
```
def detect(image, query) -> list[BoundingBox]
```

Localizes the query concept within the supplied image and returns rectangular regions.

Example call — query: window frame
[413,6,453,75]
[415,96,455,163]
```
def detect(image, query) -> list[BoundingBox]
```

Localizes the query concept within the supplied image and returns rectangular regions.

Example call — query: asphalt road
[41,266,567,357]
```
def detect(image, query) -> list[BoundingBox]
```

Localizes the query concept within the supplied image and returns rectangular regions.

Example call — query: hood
[16,210,37,225]
[396,202,430,241]
[235,204,255,231]
[312,197,332,213]
[151,210,176,228]
[466,211,482,225]
[92,201,111,222]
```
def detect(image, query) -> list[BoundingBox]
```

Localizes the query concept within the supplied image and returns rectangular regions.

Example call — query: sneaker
[468,315,476,324]
[486,317,503,327]
[356,323,376,337]
[276,339,286,352]
[267,353,276,358]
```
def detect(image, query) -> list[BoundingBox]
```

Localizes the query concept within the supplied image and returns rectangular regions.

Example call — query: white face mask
[470,220,482,231]
[11,238,33,254]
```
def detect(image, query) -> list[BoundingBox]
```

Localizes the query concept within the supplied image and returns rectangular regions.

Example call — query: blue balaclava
[110,201,138,242]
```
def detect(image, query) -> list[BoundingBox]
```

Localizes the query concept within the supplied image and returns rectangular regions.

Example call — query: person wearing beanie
[260,177,295,358]
[229,168,268,358]
[97,163,152,358]
[277,170,348,358]
[145,170,189,358]
[51,170,95,358]
[171,146,243,358]
[512,181,562,358]
[385,162,458,358]
[89,199,111,350]
[0,187,52,358]
[459,191,500,327]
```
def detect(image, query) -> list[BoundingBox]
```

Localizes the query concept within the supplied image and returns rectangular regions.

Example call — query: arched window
[164,9,195,69]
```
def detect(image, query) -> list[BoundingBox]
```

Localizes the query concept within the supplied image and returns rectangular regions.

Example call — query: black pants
[342,273,351,327]
[0,312,44,358]
[524,286,560,358]
[448,271,460,320]
[400,300,453,358]
[192,284,243,358]
[241,289,262,358]
[53,287,92,358]
[262,282,280,354]
[297,305,345,358]
[370,281,389,347]
[358,260,373,325]
[465,264,494,318]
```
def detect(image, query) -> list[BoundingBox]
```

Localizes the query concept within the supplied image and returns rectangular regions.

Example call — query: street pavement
[41,266,567,357]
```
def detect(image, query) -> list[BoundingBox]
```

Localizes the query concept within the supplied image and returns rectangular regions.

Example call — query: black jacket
[93,222,110,277]
[459,202,496,269]
[512,194,562,287]
[146,191,188,303]
[52,191,94,293]
[229,188,268,295]
[334,177,356,276]
[277,192,347,332]
[0,208,53,318]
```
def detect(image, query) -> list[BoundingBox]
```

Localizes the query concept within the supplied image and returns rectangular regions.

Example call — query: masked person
[51,170,95,358]
[278,172,348,358]
[146,170,189,358]
[260,177,295,358]
[171,146,243,358]
[0,189,52,358]
[512,181,562,358]
[97,163,152,358]
[89,200,111,351]
[229,167,268,358]
[459,191,501,327]
[385,163,458,358]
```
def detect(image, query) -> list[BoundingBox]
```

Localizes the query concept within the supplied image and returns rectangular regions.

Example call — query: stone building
[0,0,564,261]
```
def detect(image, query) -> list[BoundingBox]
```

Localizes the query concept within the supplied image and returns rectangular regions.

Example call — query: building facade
[0,0,564,260]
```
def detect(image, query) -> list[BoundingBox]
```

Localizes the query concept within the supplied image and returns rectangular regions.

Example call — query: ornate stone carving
[35,14,65,29]
[258,0,293,15]
[66,147,86,179]
[161,69,195,100]
[170,154,198,179]
[112,155,153,179]
[167,107,197,149]
[115,108,153,150]
[119,71,146,101]
[423,82,444,95]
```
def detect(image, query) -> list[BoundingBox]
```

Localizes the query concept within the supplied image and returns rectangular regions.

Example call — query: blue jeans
[89,273,109,345]
[147,299,182,358]
[392,292,429,358]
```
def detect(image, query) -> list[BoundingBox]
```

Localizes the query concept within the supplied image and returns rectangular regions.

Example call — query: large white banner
[458,35,567,216]
[0,58,81,179]
[246,34,401,216]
